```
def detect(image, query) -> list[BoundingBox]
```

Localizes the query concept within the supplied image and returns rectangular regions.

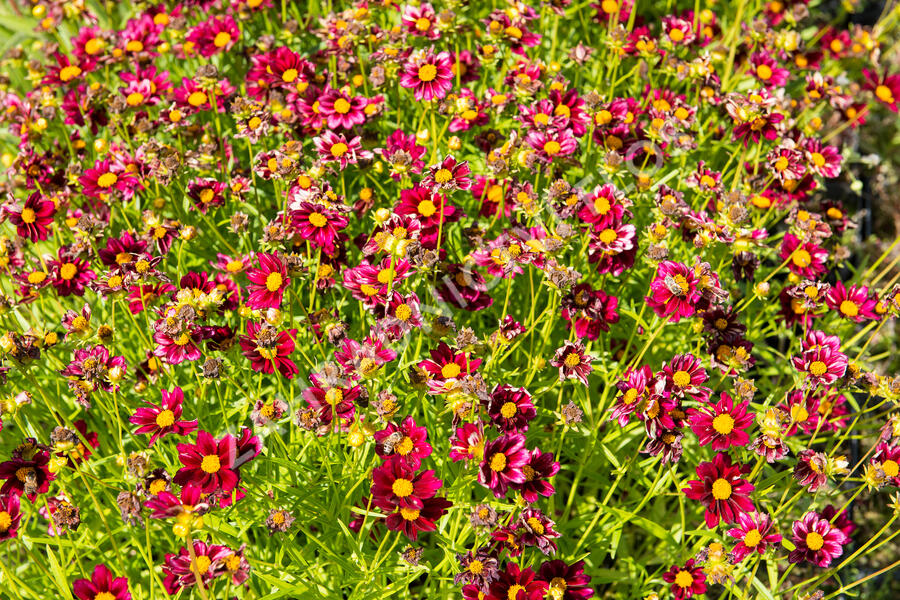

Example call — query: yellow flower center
[60,263,78,280]
[188,91,208,107]
[598,228,617,244]
[71,315,88,331]
[213,32,232,48]
[418,64,438,82]
[774,156,789,171]
[882,459,899,478]
[0,511,11,531]
[333,98,351,114]
[415,17,431,31]
[194,555,212,573]
[281,68,299,83]
[875,85,894,103]
[839,300,858,317]
[325,388,343,405]
[395,304,412,321]
[809,361,828,377]
[330,142,348,157]
[264,272,283,293]
[377,269,393,284]
[226,260,243,273]
[543,140,562,155]
[84,38,104,55]
[400,506,420,521]
[391,478,413,497]
[527,517,545,534]
[199,188,215,204]
[500,402,518,419]
[95,593,116,600]
[669,28,685,43]
[806,531,824,551]
[468,559,484,574]
[672,370,691,388]
[712,413,735,435]
[126,92,145,106]
[810,152,826,168]
[97,172,118,188]
[744,528,762,547]
[60,65,82,82]
[156,410,176,427]
[441,363,461,379]
[711,478,732,500]
[360,284,378,296]
[490,452,507,472]
[564,352,581,368]
[126,40,144,52]
[21,207,36,223]
[149,479,167,495]
[792,249,812,268]
[508,586,526,600]
[417,199,437,217]
[434,168,453,184]
[395,436,414,455]
[674,570,693,588]
[756,64,773,80]
[200,454,221,473]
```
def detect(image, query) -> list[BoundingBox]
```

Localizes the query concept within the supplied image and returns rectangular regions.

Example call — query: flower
[174,431,239,494]
[727,512,782,562]
[423,155,472,192]
[646,261,701,322]
[291,202,349,255]
[863,68,900,112]
[162,540,231,594]
[400,49,454,101]
[538,560,594,599]
[5,193,55,242]
[689,392,754,450]
[662,559,706,600]
[513,447,560,503]
[780,234,828,279]
[683,452,755,528]
[239,322,298,379]
[487,385,537,432]
[318,86,368,130]
[788,511,849,567]
[662,353,710,402]
[478,433,529,498]
[385,496,452,540]
[245,253,289,309]
[550,341,592,385]
[825,281,878,322]
[791,331,848,387]
[73,564,131,600]
[313,131,372,169]
[486,563,547,600]
[374,416,433,469]
[0,493,22,541]
[370,460,443,511]
[129,386,198,446]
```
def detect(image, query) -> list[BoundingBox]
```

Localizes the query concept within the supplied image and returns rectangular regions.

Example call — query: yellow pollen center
[434,169,453,184]
[97,172,118,188]
[265,272,283,292]
[508,586,526,600]
[757,64,773,80]
[564,352,581,368]
[330,142,348,157]
[194,555,212,573]
[60,263,78,280]
[500,402,518,419]
[395,304,412,321]
[415,17,431,31]
[712,413,735,435]
[490,452,507,472]
[672,370,691,388]
[188,91,208,107]
[127,92,145,106]
[417,64,438,82]
[882,459,899,478]
[417,199,437,217]
[95,593,115,600]
[792,249,812,268]
[744,528,762,547]
[0,511,11,531]
[809,361,828,376]
[60,65,82,82]
[333,98,351,114]
[21,207,36,223]
[543,140,562,155]
[392,478,413,497]
[156,410,175,427]
[400,507,420,521]
[199,188,215,204]
[395,436,414,455]
[527,517,545,534]
[281,68,298,83]
[377,269,393,284]
[468,559,484,574]
[811,152,826,167]
[84,38,103,55]
[806,531,824,551]
[875,85,894,103]
[674,570,693,588]
[839,300,858,317]
[200,455,220,473]
[711,478,732,500]
[307,212,328,228]
[441,363,461,379]
[598,228,617,244]
[213,32,232,48]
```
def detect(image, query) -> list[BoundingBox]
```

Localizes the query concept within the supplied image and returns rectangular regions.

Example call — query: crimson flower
[239,322,298,379]
[174,431,239,494]
[683,452,755,528]
[478,433,529,498]
[689,392,754,450]
[788,511,848,567]
[727,511,782,562]
[486,563,547,600]
[646,261,701,322]
[245,253,289,309]
[129,386,198,446]
[0,493,22,540]
[5,193,55,242]
[371,459,443,511]
[73,564,131,600]
[662,559,706,599]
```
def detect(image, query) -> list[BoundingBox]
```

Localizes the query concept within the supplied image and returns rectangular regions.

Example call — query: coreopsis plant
[0,0,899,599]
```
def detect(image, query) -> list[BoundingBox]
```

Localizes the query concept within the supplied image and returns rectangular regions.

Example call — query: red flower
[318,86,368,130]
[487,563,547,600]
[683,452,755,528]
[478,432,529,498]
[5,192,55,242]
[689,392,754,450]
[313,131,372,169]
[399,49,454,102]
[174,431,239,494]
[788,511,848,567]
[73,564,131,600]
[825,281,878,322]
[423,155,472,192]
[863,68,900,112]
[780,233,828,279]
[370,459,444,511]
[374,416,433,469]
[539,560,594,599]
[662,353,710,402]
[662,559,707,599]
[0,493,22,540]
[487,384,537,433]
[162,540,231,594]
[291,202,348,255]
[385,496,452,540]
[872,442,900,486]
[791,330,848,387]
[185,15,239,58]
[245,253,289,309]
[419,342,482,393]
[130,386,198,446]
[647,261,702,322]
[550,341,592,386]
[513,447,560,503]
[49,248,96,297]
[727,511,782,562]
[239,322,298,379]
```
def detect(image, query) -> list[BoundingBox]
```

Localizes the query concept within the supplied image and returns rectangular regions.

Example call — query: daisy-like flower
[825,281,878,322]
[513,447,560,503]
[0,445,54,500]
[662,559,706,600]
[646,261,701,322]
[400,49,454,102]
[449,422,485,464]
[129,386,198,446]
[863,68,900,112]
[378,129,427,179]
[525,128,578,163]
[291,202,349,255]
[49,249,96,297]
[245,253,289,309]
[185,15,239,58]
[727,512,782,562]
[662,353,710,402]
[419,342,481,392]
[550,341,593,385]
[793,449,830,492]
[79,158,139,200]
[162,540,231,594]
[239,322,298,379]
[802,138,842,178]
[487,384,537,432]
[313,131,372,169]
[174,430,239,494]
[689,392,754,450]
[683,452,755,528]
[318,86,367,130]
[370,460,443,511]
[374,416,433,469]
[791,331,848,387]
[478,432,529,498]
[5,192,55,242]
[788,511,849,567]
[423,155,472,192]
[780,233,828,279]
[750,52,790,87]
[872,443,900,485]
[539,560,594,599]
[73,564,131,600]
[487,563,547,600]
[0,493,22,540]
